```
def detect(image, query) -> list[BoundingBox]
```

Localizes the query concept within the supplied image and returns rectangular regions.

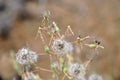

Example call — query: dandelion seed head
[77,75,86,80]
[68,63,86,77]
[16,48,38,65]
[89,74,103,80]
[52,39,73,55]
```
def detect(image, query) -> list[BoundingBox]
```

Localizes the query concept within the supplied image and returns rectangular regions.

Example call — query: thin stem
[38,53,47,56]
[85,58,93,68]
[65,25,74,37]
[49,34,54,46]
[63,71,72,79]
[62,74,66,80]
[35,67,53,73]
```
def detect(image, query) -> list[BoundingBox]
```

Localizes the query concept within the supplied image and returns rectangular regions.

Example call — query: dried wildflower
[89,74,103,80]
[16,48,38,65]
[68,63,86,77]
[52,39,73,55]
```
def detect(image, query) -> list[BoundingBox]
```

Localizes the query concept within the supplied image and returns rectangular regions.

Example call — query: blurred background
[0,0,120,80]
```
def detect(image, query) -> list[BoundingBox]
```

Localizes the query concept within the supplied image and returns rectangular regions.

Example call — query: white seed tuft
[52,39,73,55]
[68,63,86,77]
[89,74,103,80]
[77,75,86,80]
[16,48,38,65]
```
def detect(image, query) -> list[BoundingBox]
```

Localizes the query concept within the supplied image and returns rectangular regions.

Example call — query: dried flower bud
[52,22,60,33]
[16,48,38,65]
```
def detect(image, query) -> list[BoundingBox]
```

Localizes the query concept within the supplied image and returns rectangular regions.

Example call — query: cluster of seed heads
[14,11,104,80]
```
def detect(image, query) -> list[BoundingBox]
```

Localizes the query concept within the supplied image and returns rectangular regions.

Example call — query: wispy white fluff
[89,74,103,80]
[16,48,38,65]
[68,63,86,77]
[52,39,73,55]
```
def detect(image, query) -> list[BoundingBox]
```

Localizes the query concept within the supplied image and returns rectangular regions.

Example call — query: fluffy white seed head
[89,74,103,80]
[16,48,38,65]
[77,75,86,80]
[68,63,86,77]
[52,39,73,55]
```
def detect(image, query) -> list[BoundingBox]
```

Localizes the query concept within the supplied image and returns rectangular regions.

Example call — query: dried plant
[13,11,104,80]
